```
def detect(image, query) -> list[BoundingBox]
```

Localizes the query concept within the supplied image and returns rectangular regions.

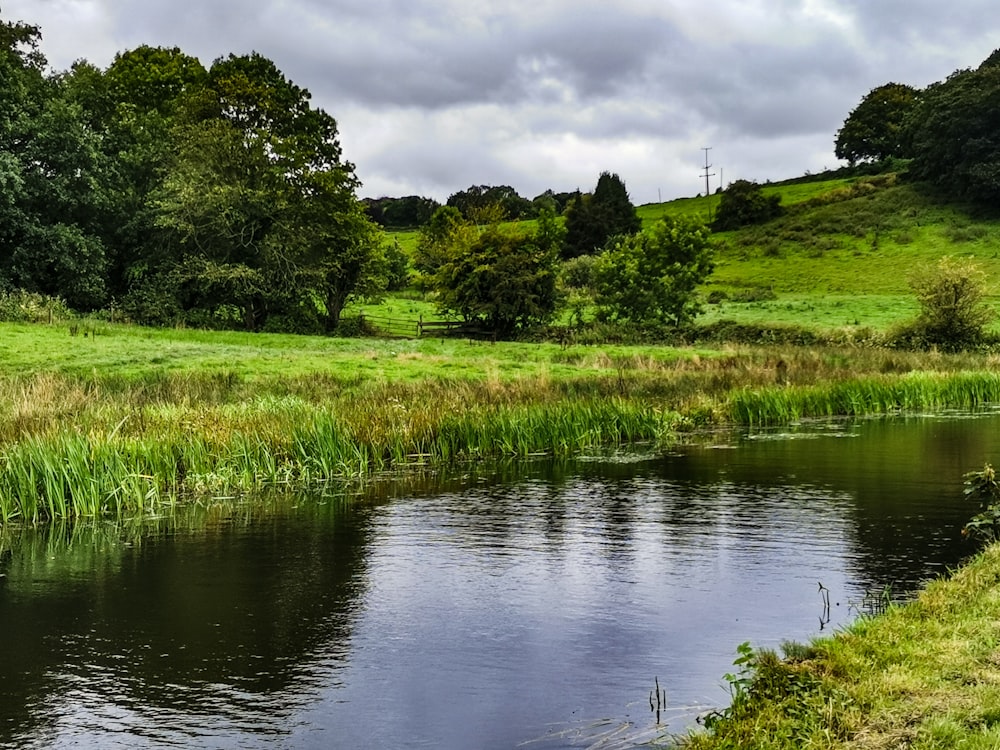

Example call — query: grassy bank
[1,321,1000,522]
[679,542,1000,749]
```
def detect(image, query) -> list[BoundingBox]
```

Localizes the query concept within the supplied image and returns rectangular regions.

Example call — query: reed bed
[728,371,1000,425]
[1,344,999,523]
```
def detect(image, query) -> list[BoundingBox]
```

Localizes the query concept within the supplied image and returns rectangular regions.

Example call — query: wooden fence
[357,313,493,341]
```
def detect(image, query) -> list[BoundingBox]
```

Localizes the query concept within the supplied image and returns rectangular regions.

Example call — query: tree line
[0,16,382,333]
[834,48,1000,205]
[0,9,713,338]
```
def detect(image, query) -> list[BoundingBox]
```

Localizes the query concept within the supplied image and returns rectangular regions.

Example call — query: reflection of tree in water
[0,497,377,746]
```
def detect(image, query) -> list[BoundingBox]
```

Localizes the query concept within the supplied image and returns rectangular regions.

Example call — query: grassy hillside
[382,174,1000,335]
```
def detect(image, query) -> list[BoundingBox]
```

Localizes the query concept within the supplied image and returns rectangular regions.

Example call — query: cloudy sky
[6,1,1000,205]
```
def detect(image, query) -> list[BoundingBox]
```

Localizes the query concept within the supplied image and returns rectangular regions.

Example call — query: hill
[653,174,1000,333]
[381,173,1000,336]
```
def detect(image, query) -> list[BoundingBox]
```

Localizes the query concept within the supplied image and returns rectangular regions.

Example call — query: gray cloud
[5,0,1000,203]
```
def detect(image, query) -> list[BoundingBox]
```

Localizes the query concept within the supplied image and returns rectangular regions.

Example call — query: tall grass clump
[728,371,1000,426]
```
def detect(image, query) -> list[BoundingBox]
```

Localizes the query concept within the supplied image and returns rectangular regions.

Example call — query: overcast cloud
[6,0,1000,204]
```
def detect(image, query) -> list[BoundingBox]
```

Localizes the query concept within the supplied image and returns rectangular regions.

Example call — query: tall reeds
[727,372,1000,426]
[1,349,999,523]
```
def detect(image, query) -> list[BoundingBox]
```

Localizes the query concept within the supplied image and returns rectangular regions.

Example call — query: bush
[559,254,598,290]
[902,256,993,351]
[713,180,783,231]
[0,290,73,322]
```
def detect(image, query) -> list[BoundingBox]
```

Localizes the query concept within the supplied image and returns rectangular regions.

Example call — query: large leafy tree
[835,83,919,167]
[593,216,714,327]
[0,17,111,309]
[562,172,641,258]
[434,209,563,338]
[152,52,383,331]
[907,57,1000,203]
[63,46,211,299]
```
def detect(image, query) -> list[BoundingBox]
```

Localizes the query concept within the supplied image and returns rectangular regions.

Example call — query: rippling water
[1,413,996,749]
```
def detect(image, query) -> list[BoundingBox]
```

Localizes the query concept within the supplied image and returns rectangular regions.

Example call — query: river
[2,412,997,749]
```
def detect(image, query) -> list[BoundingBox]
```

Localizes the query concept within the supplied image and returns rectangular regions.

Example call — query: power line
[701,147,716,220]
[701,147,715,198]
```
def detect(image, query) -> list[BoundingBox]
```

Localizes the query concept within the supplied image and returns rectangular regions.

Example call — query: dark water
[2,412,999,749]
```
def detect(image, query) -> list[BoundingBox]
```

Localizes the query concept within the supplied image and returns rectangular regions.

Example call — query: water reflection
[1,413,996,749]
[1,500,376,748]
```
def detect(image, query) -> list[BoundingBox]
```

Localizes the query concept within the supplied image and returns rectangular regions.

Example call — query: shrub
[902,256,994,351]
[560,254,598,290]
[0,290,73,322]
[713,180,783,231]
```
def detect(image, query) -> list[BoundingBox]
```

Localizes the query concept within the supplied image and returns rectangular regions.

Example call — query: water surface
[1,412,996,749]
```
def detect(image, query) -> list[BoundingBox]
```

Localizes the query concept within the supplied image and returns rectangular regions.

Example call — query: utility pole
[701,147,715,220]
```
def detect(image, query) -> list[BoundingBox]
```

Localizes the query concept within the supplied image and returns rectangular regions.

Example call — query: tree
[562,172,641,258]
[413,205,476,290]
[447,184,533,222]
[434,209,563,338]
[64,47,211,300]
[712,180,782,231]
[0,17,111,309]
[365,195,441,228]
[151,52,383,331]
[593,216,714,327]
[531,189,576,214]
[907,59,1000,203]
[835,83,919,167]
[903,256,993,351]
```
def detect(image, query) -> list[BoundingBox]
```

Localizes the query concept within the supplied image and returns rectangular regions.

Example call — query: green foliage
[434,209,563,338]
[446,184,533,221]
[835,82,919,166]
[562,172,641,258]
[907,55,1000,203]
[593,216,714,327]
[383,240,411,291]
[413,205,477,289]
[899,256,994,351]
[0,19,112,311]
[962,464,1000,544]
[365,195,441,228]
[0,291,72,322]
[559,254,598,291]
[151,52,383,332]
[712,180,783,231]
[0,18,381,332]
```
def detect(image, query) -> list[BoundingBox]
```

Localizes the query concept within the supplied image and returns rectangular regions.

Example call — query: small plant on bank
[962,463,1000,543]
[698,640,845,744]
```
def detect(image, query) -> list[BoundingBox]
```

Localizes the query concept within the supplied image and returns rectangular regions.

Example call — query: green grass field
[382,173,1000,336]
